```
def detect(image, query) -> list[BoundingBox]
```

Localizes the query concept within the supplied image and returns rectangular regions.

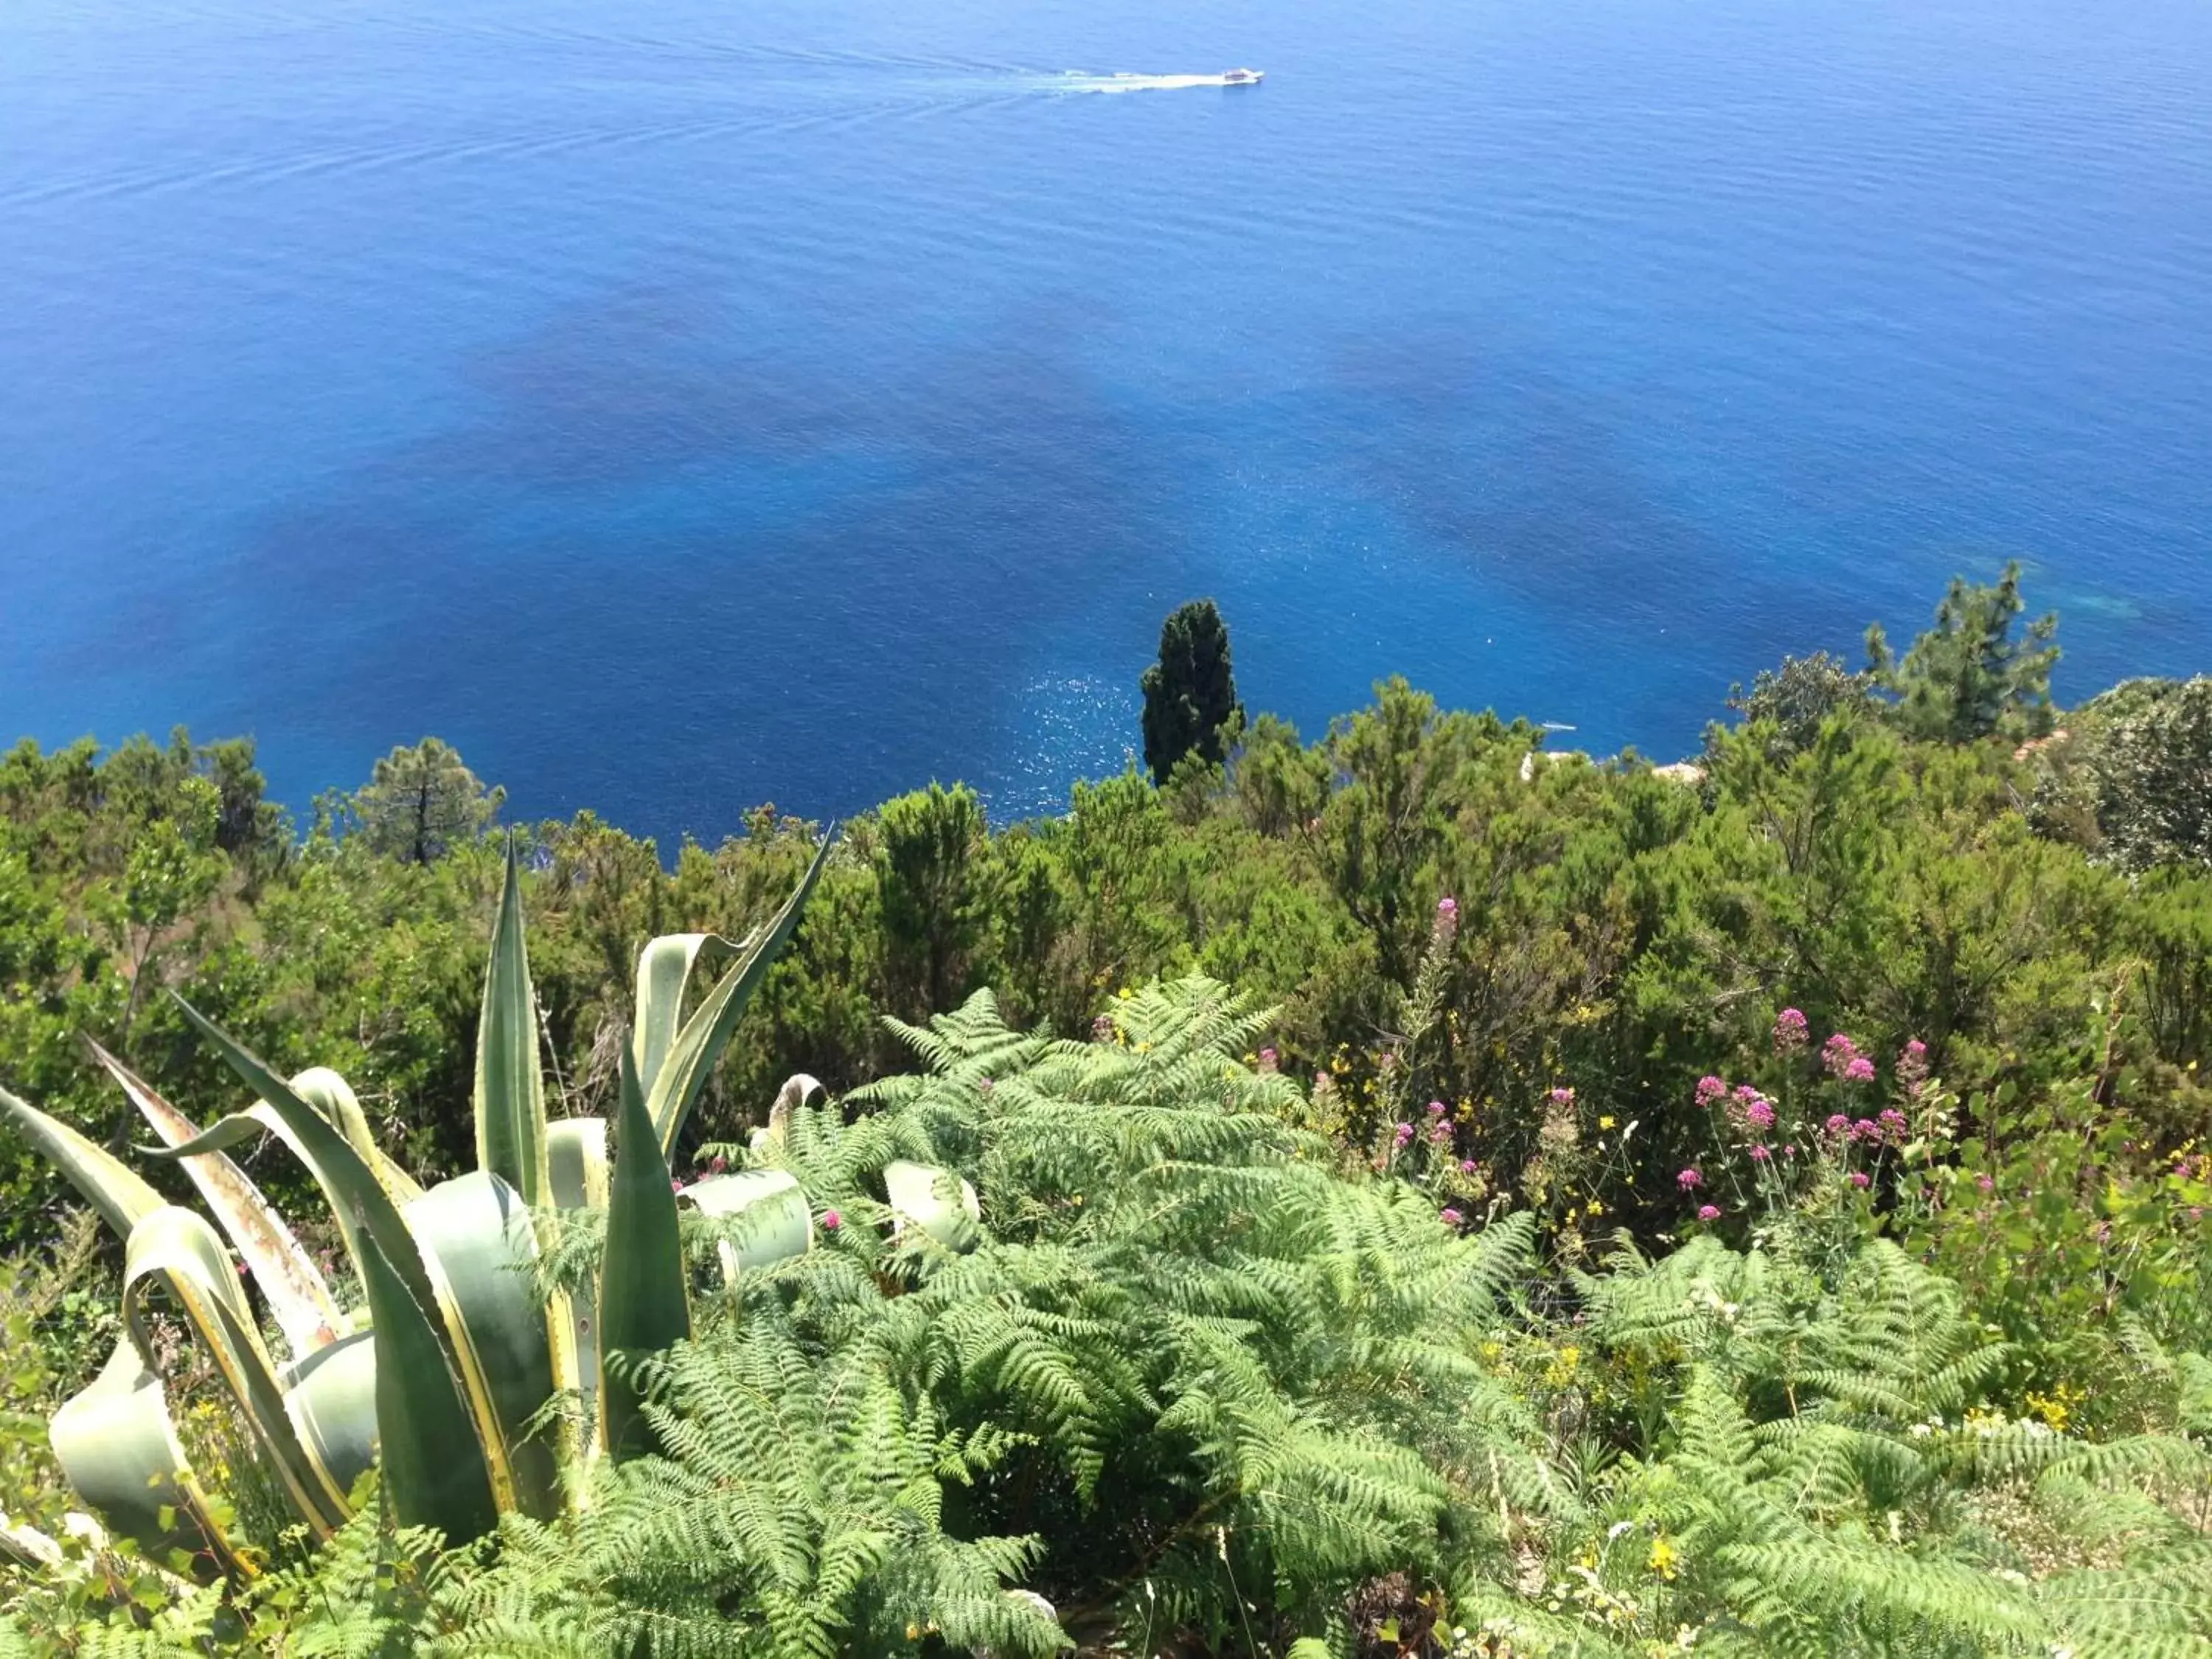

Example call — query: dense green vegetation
[1,569,2209,1655]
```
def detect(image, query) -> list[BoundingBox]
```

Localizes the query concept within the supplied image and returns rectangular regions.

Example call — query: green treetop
[351,737,504,865]
[1139,598,1243,784]
[1865,560,2060,742]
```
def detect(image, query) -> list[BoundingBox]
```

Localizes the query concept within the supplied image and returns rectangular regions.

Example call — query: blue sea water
[2,0,2208,842]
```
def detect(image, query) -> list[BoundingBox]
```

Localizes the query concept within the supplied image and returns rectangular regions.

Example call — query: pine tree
[1140,600,1243,784]
[352,737,504,864]
[1864,561,2059,743]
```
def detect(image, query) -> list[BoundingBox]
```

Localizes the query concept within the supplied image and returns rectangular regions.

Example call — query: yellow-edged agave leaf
[747,1072,825,1155]
[0,1083,163,1239]
[91,1043,345,1360]
[161,995,446,1334]
[404,1172,561,1519]
[680,1169,812,1283]
[51,1338,244,1579]
[292,1066,422,1202]
[120,1206,352,1534]
[647,829,835,1154]
[355,1229,499,1544]
[549,1117,608,1211]
[600,1050,689,1464]
[474,838,549,1206]
[281,1330,378,1505]
[631,932,743,1100]
[883,1160,982,1254]
[549,1116,609,1406]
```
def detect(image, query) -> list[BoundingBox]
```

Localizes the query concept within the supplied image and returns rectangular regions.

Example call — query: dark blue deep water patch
[3,0,2208,841]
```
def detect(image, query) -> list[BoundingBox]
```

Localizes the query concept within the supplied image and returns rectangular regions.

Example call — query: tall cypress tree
[1140,599,1243,784]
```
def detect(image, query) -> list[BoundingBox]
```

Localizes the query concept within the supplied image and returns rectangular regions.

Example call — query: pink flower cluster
[1677,1167,1703,1189]
[1896,1037,1929,1093]
[1823,1032,1873,1082]
[1434,894,1459,945]
[1695,1075,1728,1107]
[1697,1204,1720,1222]
[1824,1110,1907,1147]
[1773,1007,1809,1053]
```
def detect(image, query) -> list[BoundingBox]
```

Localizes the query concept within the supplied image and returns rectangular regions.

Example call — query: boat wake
[1049,71,1255,94]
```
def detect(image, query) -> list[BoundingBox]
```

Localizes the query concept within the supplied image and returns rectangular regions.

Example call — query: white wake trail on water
[1044,71,1254,94]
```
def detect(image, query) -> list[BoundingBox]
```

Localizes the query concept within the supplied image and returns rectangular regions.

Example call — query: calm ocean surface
[3,0,2208,839]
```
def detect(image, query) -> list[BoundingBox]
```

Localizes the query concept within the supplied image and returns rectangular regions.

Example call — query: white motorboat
[1221,67,1264,85]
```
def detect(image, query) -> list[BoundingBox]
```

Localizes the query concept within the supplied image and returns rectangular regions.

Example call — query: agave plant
[0,830,970,1574]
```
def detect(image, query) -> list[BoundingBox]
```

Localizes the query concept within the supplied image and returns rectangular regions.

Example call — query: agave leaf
[632,933,745,1102]
[600,1048,689,1463]
[681,1169,813,1283]
[50,1339,245,1578]
[120,1206,352,1533]
[549,1116,610,1408]
[91,1043,345,1360]
[293,1066,423,1202]
[405,1172,560,1519]
[647,830,835,1154]
[161,995,445,1335]
[282,1330,379,1505]
[883,1160,982,1254]
[475,839,549,1206]
[355,1228,500,1545]
[549,1117,609,1211]
[0,1083,163,1239]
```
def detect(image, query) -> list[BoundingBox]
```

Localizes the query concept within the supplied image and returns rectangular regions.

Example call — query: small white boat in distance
[1221,67,1264,84]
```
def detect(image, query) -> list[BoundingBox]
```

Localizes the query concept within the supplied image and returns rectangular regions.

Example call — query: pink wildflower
[1257,1046,1279,1073]
[1749,1144,1771,1162]
[1852,1118,1878,1141]
[1695,1075,1728,1107]
[1460,1158,1478,1175]
[1975,1174,1995,1193]
[821,1208,841,1231]
[1824,1113,1851,1136]
[1848,1171,1871,1189]
[1697,1204,1720,1222]
[1677,1167,1703,1189]
[1823,1033,1863,1078]
[1877,1108,1907,1144]
[706,1155,728,1175]
[1394,1122,1415,1147]
[1746,1099,1775,1130]
[1435,896,1459,945]
[1550,1086,1575,1107]
[1843,1056,1877,1084]
[1897,1038,1929,1093]
[1427,1099,1448,1116]
[1440,1206,1464,1225]
[1773,1007,1809,1052]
